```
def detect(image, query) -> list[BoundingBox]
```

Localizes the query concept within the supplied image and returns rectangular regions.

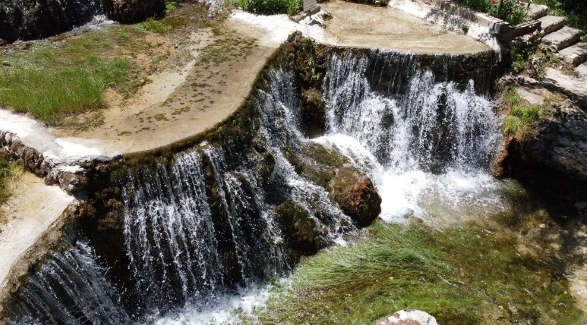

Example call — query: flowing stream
[3,48,506,324]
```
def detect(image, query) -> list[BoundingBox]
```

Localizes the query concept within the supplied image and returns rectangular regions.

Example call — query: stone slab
[538,15,566,35]
[543,26,582,51]
[528,4,548,20]
[557,41,587,67]
[577,62,587,78]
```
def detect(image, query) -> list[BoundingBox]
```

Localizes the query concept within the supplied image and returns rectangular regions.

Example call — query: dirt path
[0,173,74,312]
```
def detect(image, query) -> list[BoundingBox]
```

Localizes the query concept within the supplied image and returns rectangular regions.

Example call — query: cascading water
[3,46,504,324]
[5,237,131,325]
[319,51,503,224]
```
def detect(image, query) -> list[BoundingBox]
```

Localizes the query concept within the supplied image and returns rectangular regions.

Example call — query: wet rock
[373,309,438,325]
[0,0,102,44]
[22,147,46,177]
[275,201,326,255]
[103,0,166,24]
[329,166,381,227]
[300,87,326,137]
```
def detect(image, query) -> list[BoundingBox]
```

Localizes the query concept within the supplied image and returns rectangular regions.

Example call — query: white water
[153,284,271,325]
[320,53,505,226]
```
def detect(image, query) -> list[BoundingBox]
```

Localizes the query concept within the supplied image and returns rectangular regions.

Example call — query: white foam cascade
[320,53,504,224]
[6,240,131,325]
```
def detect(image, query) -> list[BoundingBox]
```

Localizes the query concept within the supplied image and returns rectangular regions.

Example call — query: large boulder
[103,0,166,24]
[373,309,438,325]
[329,166,381,227]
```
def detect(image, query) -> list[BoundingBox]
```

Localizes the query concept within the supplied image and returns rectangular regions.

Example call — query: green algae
[258,220,581,325]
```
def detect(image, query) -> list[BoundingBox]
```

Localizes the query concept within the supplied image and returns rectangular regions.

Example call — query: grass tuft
[259,221,581,325]
[139,18,169,33]
[502,89,551,138]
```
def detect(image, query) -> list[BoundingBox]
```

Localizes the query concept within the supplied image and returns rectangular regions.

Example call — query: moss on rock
[275,201,326,255]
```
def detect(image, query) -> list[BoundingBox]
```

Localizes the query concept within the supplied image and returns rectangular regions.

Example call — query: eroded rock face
[373,309,438,325]
[0,0,102,44]
[103,0,165,24]
[494,90,587,217]
[329,167,382,227]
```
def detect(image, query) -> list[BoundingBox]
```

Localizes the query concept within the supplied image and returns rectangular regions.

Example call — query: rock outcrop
[283,142,382,227]
[0,0,166,44]
[494,85,587,217]
[0,0,102,44]
[103,0,166,24]
[275,201,327,255]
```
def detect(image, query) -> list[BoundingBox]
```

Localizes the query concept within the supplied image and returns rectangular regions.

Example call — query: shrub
[238,0,302,15]
[453,0,530,24]
[488,0,530,25]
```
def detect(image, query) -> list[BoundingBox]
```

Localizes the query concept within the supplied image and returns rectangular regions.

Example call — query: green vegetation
[259,221,580,324]
[532,0,587,36]
[166,2,178,15]
[0,27,147,125]
[502,89,551,138]
[139,18,169,33]
[236,0,302,16]
[453,0,529,24]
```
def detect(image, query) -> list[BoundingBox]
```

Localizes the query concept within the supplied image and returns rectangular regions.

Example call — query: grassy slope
[0,4,211,126]
[259,220,580,324]
[0,27,146,125]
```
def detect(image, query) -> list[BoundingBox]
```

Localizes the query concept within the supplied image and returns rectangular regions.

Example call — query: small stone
[373,309,438,325]
[575,201,587,211]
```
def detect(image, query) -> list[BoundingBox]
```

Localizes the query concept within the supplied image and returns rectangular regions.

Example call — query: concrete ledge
[0,185,77,315]
[421,0,510,33]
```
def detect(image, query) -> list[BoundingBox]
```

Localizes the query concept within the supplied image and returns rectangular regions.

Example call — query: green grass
[0,27,145,125]
[139,18,169,33]
[259,221,581,325]
[502,89,551,138]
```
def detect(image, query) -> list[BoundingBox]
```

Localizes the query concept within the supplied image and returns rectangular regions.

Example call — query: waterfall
[3,48,502,324]
[320,51,503,224]
[5,239,131,325]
